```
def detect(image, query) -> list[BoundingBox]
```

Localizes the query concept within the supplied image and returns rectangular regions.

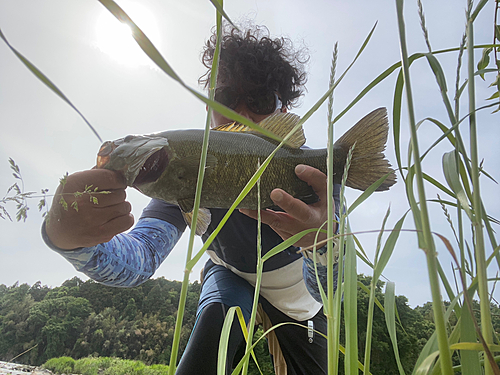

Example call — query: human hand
[45,169,134,250]
[239,165,336,248]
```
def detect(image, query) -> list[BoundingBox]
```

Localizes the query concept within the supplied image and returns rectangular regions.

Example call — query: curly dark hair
[199,24,308,108]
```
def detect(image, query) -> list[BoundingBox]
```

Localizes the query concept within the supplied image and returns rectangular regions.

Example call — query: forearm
[42,217,182,287]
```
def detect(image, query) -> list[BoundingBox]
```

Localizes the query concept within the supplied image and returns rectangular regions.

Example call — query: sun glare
[95,3,161,68]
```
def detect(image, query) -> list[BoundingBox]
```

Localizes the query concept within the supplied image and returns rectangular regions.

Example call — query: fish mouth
[96,135,170,186]
[132,148,169,188]
[96,141,116,168]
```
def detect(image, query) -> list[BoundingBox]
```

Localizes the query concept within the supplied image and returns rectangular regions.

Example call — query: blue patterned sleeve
[302,183,342,303]
[302,241,339,303]
[44,217,182,287]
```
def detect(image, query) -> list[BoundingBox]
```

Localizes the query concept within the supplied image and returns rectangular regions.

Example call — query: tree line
[0,275,498,374]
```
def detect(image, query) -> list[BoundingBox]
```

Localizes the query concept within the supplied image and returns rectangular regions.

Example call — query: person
[42,24,340,375]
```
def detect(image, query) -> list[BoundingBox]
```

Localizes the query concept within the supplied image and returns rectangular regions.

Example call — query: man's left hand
[239,164,336,248]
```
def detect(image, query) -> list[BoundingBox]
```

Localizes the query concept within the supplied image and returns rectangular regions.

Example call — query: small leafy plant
[0,158,46,222]
[1,159,110,222]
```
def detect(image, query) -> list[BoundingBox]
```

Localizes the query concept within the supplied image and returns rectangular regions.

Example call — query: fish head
[96,134,172,188]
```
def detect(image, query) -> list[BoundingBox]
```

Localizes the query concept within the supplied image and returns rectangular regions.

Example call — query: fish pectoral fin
[181,208,211,236]
[175,155,218,180]
[178,198,195,213]
[213,113,306,149]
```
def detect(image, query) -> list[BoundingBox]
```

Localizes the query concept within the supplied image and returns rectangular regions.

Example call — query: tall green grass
[3,0,499,374]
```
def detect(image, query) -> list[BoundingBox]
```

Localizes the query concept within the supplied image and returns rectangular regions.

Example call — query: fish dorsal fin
[212,112,306,148]
[180,207,211,236]
[212,122,250,133]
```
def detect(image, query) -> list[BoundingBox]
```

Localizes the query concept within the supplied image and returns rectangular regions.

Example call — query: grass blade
[385,282,407,375]
[0,28,102,142]
[442,151,473,220]
[347,173,393,215]
[217,306,260,375]
[98,0,284,143]
[373,213,408,283]
[208,0,237,28]
[344,219,359,375]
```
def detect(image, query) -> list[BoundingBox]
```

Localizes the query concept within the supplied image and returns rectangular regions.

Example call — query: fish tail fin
[334,108,396,191]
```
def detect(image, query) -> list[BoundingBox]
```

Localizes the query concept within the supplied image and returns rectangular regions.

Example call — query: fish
[96,108,396,235]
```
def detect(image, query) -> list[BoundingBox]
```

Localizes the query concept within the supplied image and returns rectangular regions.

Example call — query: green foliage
[333,275,435,375]
[244,328,274,375]
[71,356,119,375]
[3,276,495,373]
[0,278,200,366]
[44,356,170,375]
[43,356,75,374]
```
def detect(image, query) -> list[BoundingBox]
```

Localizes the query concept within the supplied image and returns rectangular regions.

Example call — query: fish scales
[153,129,329,210]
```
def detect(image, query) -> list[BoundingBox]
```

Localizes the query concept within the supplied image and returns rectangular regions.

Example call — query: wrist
[43,215,81,251]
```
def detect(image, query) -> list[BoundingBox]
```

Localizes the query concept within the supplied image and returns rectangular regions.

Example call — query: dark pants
[176,261,327,374]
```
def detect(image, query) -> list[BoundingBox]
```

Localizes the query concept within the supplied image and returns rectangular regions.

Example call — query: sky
[0,0,498,308]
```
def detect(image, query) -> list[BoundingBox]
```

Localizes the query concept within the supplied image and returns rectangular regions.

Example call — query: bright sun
[94,3,161,68]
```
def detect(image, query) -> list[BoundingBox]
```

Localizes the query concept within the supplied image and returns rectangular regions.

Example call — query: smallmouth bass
[96,108,396,235]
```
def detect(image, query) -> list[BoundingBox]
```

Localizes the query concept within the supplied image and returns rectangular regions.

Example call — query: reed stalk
[395,1,454,374]
[241,166,263,375]
[363,210,390,375]
[326,43,338,375]
[453,25,481,375]
[466,7,494,375]
[168,3,223,373]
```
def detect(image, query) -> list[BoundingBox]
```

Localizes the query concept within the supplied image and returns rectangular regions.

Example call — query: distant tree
[123,298,138,321]
[0,282,36,362]
[143,285,164,316]
[27,295,92,363]
[28,281,50,302]
[78,280,116,313]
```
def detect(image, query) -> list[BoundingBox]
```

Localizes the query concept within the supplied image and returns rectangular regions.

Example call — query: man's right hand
[45,169,134,250]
